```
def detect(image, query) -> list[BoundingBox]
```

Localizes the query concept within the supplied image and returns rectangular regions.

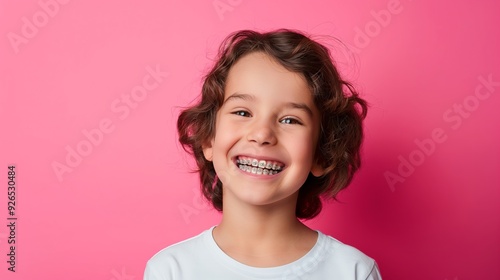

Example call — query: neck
[212,192,318,267]
[217,192,302,238]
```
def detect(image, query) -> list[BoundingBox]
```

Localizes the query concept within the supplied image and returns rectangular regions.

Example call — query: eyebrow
[224,92,314,118]
[224,92,255,103]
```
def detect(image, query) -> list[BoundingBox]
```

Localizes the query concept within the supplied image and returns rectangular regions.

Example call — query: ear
[310,159,325,177]
[202,139,214,162]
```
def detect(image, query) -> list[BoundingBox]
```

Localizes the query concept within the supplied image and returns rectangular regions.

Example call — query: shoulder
[147,228,209,263]
[144,228,212,279]
[321,232,374,265]
[312,231,381,279]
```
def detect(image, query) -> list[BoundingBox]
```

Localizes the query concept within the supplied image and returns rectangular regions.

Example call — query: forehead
[224,52,313,104]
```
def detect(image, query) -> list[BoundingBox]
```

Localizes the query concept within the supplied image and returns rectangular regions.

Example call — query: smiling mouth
[235,156,285,176]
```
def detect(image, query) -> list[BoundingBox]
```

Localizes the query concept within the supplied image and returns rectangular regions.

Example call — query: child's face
[203,52,325,209]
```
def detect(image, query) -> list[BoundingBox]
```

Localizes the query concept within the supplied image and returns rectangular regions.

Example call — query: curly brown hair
[177,29,367,219]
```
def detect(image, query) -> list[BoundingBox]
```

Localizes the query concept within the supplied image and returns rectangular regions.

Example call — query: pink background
[1,0,499,279]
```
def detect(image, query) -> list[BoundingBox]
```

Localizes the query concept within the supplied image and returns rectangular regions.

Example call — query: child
[144,29,382,279]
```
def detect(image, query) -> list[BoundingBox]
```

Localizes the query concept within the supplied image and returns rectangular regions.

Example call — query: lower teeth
[238,164,278,175]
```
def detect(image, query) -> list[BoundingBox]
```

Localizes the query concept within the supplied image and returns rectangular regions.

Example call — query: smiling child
[144,29,382,280]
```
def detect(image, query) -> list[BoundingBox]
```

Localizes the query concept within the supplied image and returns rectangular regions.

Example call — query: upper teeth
[236,157,284,172]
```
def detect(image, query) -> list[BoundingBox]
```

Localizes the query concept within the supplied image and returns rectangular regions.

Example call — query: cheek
[212,120,238,153]
[287,134,316,162]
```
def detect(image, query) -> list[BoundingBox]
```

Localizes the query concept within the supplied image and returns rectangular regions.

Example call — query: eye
[232,110,251,117]
[280,117,302,125]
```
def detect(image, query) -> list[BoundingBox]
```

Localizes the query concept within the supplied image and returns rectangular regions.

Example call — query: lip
[232,154,286,166]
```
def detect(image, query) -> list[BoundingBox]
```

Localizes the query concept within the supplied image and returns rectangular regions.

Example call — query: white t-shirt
[144,226,382,280]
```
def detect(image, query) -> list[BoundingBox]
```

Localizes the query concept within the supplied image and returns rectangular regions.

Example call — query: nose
[246,119,277,146]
